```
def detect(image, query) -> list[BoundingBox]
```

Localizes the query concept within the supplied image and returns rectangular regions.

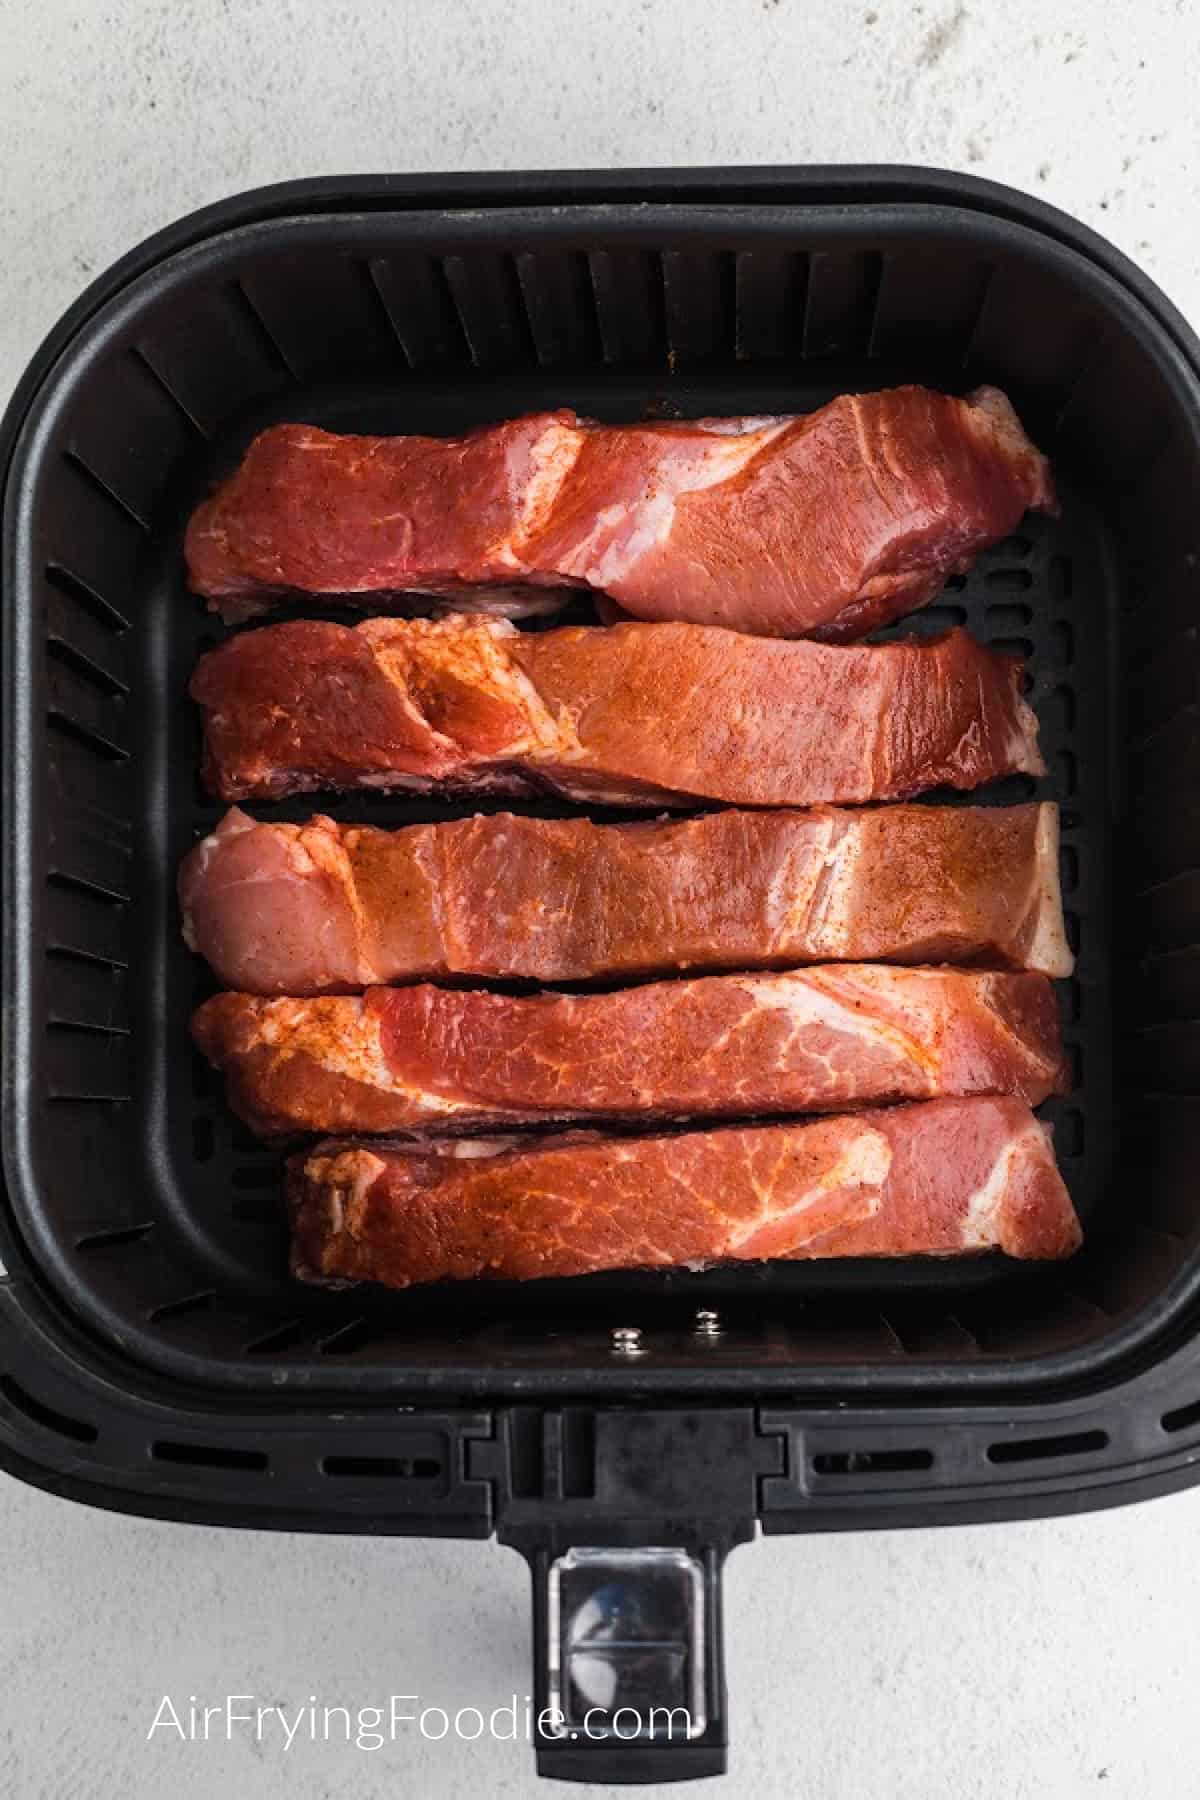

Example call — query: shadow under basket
[4,167,1200,1783]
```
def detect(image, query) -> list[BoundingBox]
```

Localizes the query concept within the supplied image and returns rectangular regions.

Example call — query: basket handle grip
[517,1539,736,1783]
[486,1404,766,1781]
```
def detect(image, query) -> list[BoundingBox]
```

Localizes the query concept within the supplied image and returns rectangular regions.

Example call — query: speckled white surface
[3,2,1200,1795]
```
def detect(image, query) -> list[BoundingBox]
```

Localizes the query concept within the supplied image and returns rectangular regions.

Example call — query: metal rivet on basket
[610,1325,644,1356]
[694,1309,722,1338]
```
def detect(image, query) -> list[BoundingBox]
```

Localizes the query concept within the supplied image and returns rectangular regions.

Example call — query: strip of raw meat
[191,616,1043,807]
[180,802,1074,993]
[185,386,1054,638]
[286,1096,1082,1287]
[192,966,1067,1139]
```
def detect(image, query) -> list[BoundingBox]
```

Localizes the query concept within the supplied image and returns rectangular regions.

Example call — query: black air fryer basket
[4,167,1200,1783]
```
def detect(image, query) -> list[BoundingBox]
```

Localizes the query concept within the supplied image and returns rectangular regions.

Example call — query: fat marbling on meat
[180,802,1074,992]
[192,966,1068,1139]
[191,615,1044,807]
[286,1097,1082,1289]
[186,386,1054,639]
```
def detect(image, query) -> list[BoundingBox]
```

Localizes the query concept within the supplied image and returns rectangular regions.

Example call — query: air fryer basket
[4,168,1200,1782]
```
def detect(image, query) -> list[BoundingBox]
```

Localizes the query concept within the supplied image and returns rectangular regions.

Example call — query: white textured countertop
[2,3,1198,1795]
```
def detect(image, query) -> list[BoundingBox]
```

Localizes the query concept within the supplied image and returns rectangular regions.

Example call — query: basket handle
[515,1538,737,1783]
[487,1404,765,1783]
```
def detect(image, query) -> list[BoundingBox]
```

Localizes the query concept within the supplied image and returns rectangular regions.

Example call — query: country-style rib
[192,967,1067,1139]
[287,1097,1082,1288]
[180,802,1074,992]
[191,616,1043,807]
[186,387,1054,638]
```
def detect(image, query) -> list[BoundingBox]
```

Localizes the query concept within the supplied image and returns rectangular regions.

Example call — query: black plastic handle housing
[488,1407,767,1782]
[524,1540,732,1783]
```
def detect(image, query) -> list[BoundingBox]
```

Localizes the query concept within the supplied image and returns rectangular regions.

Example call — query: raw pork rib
[185,386,1054,638]
[286,1097,1082,1288]
[180,802,1074,992]
[192,967,1067,1139]
[191,616,1043,806]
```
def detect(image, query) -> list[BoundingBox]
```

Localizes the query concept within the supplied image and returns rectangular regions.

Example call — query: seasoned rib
[192,967,1067,1139]
[186,387,1054,638]
[180,802,1074,993]
[287,1097,1082,1288]
[191,616,1043,807]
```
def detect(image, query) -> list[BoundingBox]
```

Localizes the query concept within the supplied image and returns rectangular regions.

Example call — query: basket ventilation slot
[1161,1397,1200,1434]
[322,1455,442,1480]
[0,1375,98,1444]
[228,280,296,377]
[43,562,130,635]
[152,1440,268,1472]
[245,1321,307,1356]
[317,1318,370,1356]
[128,345,209,439]
[985,1428,1109,1465]
[62,449,150,534]
[75,1222,155,1251]
[147,1291,215,1325]
[811,1447,934,1476]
